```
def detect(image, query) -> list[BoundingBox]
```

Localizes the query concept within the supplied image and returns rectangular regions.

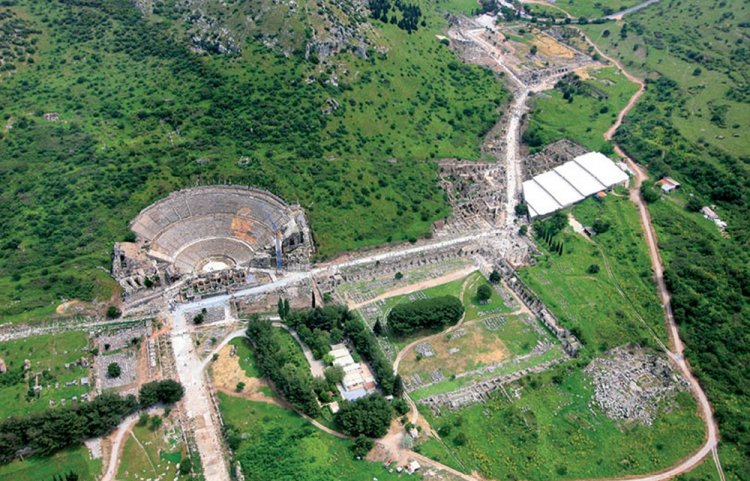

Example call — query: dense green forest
[0,0,507,322]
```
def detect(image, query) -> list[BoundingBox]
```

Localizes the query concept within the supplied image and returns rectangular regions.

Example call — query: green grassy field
[218,393,407,481]
[421,367,704,480]
[0,0,507,324]
[581,5,749,160]
[0,332,91,417]
[117,421,187,481]
[229,337,260,378]
[551,0,644,19]
[0,446,101,481]
[518,195,667,352]
[525,67,638,153]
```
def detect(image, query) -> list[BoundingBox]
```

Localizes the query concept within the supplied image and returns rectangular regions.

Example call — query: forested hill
[0,0,507,322]
[580,1,750,478]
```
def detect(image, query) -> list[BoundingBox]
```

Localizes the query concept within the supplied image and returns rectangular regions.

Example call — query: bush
[387,295,464,335]
[592,219,611,234]
[246,317,320,416]
[351,435,374,459]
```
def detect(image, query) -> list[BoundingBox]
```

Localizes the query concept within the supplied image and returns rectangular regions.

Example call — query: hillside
[0,0,507,322]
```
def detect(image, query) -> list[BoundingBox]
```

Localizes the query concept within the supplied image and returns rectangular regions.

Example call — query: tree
[106,306,121,319]
[477,284,492,304]
[335,395,393,438]
[193,313,204,325]
[324,366,344,385]
[179,458,192,475]
[387,296,464,335]
[587,264,600,274]
[514,203,529,216]
[107,362,121,378]
[373,318,384,336]
[139,380,185,407]
[393,374,404,398]
[236,382,246,392]
[395,271,403,280]
[686,196,703,212]
[518,224,528,236]
[149,415,163,431]
[351,435,374,459]
[641,183,661,203]
[137,413,149,426]
[277,298,285,319]
[489,270,501,284]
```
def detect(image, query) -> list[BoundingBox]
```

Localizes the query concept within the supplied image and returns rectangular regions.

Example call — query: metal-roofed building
[523,152,629,218]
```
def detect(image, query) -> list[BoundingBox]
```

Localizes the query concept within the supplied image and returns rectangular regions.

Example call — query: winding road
[578,24,726,481]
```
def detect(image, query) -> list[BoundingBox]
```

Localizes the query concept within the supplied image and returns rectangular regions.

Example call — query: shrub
[351,435,374,459]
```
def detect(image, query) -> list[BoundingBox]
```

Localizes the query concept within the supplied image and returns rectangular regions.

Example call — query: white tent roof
[522,179,562,217]
[523,152,627,218]
[534,170,585,207]
[554,161,604,197]
[574,152,629,187]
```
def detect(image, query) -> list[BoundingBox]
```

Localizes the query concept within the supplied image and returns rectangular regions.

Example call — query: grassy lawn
[0,332,91,417]
[116,420,187,481]
[518,195,667,352]
[218,393,409,481]
[422,367,704,480]
[228,337,260,378]
[462,271,515,319]
[525,66,639,153]
[0,446,101,481]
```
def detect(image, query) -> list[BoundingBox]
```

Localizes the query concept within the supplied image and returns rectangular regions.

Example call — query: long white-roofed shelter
[523,152,628,218]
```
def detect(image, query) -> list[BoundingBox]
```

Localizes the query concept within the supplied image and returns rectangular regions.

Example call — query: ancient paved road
[169,307,231,481]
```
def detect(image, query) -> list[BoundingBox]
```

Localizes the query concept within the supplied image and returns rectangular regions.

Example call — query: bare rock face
[146,0,380,60]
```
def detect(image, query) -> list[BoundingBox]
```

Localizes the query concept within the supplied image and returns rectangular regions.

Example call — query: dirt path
[577,28,726,481]
[101,414,139,481]
[347,265,478,310]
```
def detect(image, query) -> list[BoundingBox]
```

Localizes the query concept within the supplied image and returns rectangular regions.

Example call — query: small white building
[329,343,377,400]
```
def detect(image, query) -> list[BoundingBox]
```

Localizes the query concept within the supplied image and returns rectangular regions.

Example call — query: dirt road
[582,28,726,481]
[101,414,138,481]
